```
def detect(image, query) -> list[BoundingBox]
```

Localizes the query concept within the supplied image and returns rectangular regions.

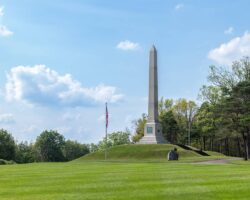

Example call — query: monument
[138,45,167,144]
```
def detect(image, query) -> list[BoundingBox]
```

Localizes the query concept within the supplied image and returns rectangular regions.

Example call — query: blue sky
[0,0,250,143]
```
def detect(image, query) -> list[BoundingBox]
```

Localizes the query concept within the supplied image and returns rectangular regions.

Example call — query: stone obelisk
[138,45,166,144]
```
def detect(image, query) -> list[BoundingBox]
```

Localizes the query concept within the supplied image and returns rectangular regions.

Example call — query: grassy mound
[204,151,226,157]
[76,144,225,162]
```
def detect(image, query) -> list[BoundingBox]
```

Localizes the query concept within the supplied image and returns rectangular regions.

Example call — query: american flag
[105,102,108,129]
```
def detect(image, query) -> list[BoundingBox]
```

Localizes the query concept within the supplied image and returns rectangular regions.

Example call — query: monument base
[137,122,167,144]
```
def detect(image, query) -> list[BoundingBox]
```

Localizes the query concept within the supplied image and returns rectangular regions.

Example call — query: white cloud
[208,32,250,65]
[5,65,124,107]
[0,25,13,37]
[116,40,140,51]
[55,126,73,135]
[0,113,15,124]
[0,6,4,17]
[224,27,234,35]
[62,113,81,121]
[97,113,113,123]
[25,125,37,133]
[175,3,184,11]
[124,115,134,129]
[0,6,13,37]
[97,114,105,123]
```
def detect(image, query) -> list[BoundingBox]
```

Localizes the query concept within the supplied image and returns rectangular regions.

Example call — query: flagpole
[105,102,108,160]
[105,124,107,160]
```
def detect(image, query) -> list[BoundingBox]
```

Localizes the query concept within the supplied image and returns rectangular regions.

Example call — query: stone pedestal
[138,122,166,144]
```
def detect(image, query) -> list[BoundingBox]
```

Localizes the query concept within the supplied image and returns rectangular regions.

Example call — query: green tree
[199,85,222,105]
[97,139,112,151]
[88,143,99,152]
[132,114,147,142]
[223,80,250,159]
[15,142,35,163]
[64,140,89,161]
[0,129,15,161]
[108,131,131,146]
[173,99,198,145]
[159,110,179,143]
[201,57,250,159]
[98,131,131,150]
[159,98,173,115]
[195,102,217,151]
[198,86,225,152]
[35,130,66,162]
[208,57,250,93]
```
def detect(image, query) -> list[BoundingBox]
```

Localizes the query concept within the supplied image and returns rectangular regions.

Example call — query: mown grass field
[0,144,249,200]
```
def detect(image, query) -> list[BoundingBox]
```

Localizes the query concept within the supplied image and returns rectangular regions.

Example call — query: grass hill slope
[76,144,226,162]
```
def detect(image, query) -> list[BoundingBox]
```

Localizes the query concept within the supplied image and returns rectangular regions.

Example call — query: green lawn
[0,160,250,200]
[0,145,248,200]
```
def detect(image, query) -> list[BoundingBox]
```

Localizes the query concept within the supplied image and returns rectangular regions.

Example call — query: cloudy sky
[0,0,250,143]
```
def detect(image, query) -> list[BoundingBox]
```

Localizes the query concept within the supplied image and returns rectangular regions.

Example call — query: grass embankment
[77,144,226,162]
[0,161,249,200]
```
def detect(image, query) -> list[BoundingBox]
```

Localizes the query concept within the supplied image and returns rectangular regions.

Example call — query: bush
[0,159,16,165]
[0,159,6,165]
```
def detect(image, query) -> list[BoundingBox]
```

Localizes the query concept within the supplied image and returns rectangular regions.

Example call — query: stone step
[137,136,167,144]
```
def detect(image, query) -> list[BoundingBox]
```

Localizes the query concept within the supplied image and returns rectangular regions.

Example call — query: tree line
[0,129,131,164]
[0,129,90,163]
[133,57,250,160]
